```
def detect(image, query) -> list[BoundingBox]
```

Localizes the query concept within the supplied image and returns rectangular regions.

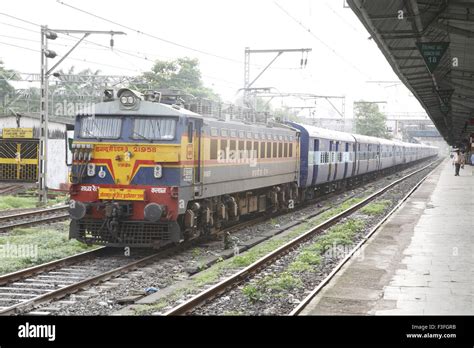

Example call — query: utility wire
[273,1,372,79]
[56,0,242,64]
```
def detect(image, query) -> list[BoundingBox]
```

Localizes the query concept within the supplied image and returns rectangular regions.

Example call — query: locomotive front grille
[74,219,172,246]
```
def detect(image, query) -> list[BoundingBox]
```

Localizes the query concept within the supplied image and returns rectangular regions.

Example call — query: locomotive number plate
[98,188,145,201]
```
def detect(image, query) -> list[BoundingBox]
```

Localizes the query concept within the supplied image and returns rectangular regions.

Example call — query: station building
[0,112,73,190]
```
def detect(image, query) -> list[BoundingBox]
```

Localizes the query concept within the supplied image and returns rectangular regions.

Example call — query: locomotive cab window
[80,116,122,139]
[131,117,177,141]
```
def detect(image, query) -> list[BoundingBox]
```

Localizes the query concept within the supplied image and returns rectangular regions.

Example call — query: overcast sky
[0,0,428,118]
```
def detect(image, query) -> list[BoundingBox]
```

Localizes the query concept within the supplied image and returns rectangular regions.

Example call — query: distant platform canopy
[349,0,474,146]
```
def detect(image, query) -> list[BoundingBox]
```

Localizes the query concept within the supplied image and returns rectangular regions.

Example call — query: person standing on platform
[453,150,465,176]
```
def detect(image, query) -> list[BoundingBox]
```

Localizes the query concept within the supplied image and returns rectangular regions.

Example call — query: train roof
[77,100,201,118]
[288,122,355,142]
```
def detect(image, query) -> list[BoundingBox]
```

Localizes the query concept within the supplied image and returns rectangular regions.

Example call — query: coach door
[327,140,333,182]
[0,139,38,181]
[343,142,349,178]
[312,139,319,185]
[189,118,203,197]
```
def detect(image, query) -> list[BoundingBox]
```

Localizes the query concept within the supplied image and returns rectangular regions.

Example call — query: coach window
[289,143,293,157]
[284,143,288,157]
[246,141,252,158]
[278,143,283,158]
[273,142,277,158]
[230,130,237,138]
[210,139,218,160]
[239,130,245,138]
[260,142,265,159]
[238,140,244,159]
[230,140,236,152]
[253,141,258,158]
[267,142,271,158]
[221,129,228,137]
[210,127,218,137]
[220,139,227,159]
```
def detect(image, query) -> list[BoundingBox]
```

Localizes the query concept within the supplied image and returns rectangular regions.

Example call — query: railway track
[163,160,440,315]
[0,205,69,233]
[0,247,171,315]
[0,184,25,196]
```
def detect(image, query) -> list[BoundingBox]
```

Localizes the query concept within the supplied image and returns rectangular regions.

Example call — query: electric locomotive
[68,88,300,247]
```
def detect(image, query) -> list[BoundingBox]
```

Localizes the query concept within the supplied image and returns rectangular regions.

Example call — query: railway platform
[300,159,473,315]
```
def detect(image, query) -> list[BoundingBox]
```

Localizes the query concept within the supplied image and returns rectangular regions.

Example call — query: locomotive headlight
[154,165,163,178]
[120,95,136,106]
[117,88,141,109]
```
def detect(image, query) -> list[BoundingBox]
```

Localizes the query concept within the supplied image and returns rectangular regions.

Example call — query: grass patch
[231,239,283,268]
[262,272,303,292]
[360,200,392,215]
[0,194,68,211]
[133,299,169,315]
[314,219,366,254]
[191,247,203,258]
[193,268,219,285]
[0,195,37,210]
[288,247,321,274]
[242,284,263,302]
[0,224,96,275]
[287,260,312,273]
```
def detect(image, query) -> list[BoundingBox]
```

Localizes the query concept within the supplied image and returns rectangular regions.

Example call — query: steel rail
[163,160,440,315]
[0,205,69,232]
[289,159,442,315]
[0,249,163,315]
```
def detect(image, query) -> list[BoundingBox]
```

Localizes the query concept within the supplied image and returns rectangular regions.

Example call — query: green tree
[0,60,19,114]
[354,102,391,139]
[141,57,219,100]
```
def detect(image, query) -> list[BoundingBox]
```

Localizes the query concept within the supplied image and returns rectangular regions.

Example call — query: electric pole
[243,47,311,113]
[39,27,125,204]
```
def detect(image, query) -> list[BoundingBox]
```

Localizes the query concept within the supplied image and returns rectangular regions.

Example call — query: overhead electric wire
[0,13,242,89]
[54,2,299,71]
[56,0,243,64]
[273,1,372,79]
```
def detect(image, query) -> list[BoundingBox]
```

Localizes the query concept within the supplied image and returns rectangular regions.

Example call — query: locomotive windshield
[132,117,176,140]
[79,116,122,139]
